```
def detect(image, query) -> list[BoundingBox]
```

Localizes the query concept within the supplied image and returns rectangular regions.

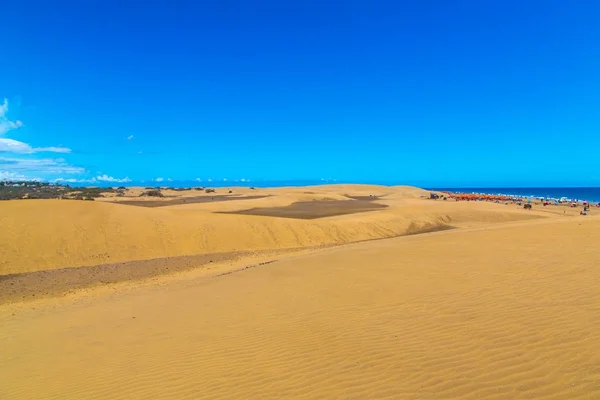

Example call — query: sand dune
[0,185,541,275]
[1,214,599,399]
[1,185,596,399]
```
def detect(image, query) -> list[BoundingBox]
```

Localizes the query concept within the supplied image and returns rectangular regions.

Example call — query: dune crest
[0,185,541,275]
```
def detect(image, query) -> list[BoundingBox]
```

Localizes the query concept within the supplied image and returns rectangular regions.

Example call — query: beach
[1,184,599,399]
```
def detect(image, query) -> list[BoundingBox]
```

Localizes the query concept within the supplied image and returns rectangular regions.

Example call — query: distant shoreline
[429,187,600,203]
[2,180,600,203]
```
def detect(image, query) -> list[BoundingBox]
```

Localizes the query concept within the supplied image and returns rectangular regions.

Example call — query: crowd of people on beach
[438,192,600,216]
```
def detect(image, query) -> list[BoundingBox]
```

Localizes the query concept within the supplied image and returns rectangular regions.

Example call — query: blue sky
[1,0,599,187]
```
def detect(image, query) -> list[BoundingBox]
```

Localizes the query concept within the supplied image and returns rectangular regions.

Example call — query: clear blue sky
[1,0,599,186]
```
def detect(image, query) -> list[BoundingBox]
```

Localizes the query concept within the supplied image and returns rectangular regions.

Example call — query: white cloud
[0,96,85,183]
[51,175,130,184]
[0,98,24,135]
[0,99,71,154]
[39,146,71,153]
[127,135,134,140]
[0,138,34,153]
[0,170,42,181]
[154,177,164,182]
[195,178,202,182]
[52,177,92,183]
[0,99,8,118]
[0,138,71,154]
[0,156,85,175]
[0,120,23,136]
[96,174,131,183]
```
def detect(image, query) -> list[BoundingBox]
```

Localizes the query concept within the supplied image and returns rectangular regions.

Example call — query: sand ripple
[1,217,599,399]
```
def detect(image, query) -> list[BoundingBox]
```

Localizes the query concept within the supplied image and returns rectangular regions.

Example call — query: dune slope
[0,186,541,275]
[1,216,599,399]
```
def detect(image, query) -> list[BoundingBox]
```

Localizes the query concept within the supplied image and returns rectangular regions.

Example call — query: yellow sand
[0,185,542,274]
[1,185,599,399]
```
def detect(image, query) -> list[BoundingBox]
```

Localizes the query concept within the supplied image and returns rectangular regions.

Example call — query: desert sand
[0,185,545,275]
[1,185,599,399]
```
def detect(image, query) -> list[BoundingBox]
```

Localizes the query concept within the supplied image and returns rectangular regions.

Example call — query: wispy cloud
[127,135,134,140]
[52,177,92,183]
[52,174,131,184]
[0,138,71,154]
[0,98,71,155]
[0,96,84,182]
[0,156,85,175]
[154,177,164,182]
[0,170,42,181]
[0,98,24,135]
[96,174,131,183]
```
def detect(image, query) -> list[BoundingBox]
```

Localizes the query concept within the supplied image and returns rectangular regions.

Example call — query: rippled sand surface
[1,185,598,399]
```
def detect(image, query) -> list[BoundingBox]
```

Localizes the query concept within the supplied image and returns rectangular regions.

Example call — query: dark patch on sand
[114,195,268,208]
[0,252,251,305]
[344,195,386,201]
[0,223,457,305]
[219,200,389,219]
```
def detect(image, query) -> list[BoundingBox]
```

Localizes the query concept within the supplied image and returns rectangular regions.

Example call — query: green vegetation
[0,181,117,201]
[140,189,163,197]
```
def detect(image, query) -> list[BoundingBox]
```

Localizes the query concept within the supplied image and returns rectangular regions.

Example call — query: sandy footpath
[1,185,598,399]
